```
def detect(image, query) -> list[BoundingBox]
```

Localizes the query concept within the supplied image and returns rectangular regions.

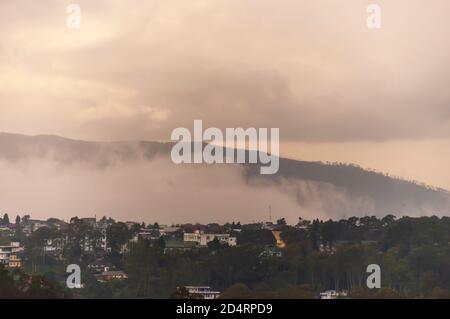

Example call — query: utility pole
[269,205,272,223]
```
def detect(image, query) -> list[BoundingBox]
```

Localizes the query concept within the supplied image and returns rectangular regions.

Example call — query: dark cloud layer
[1,0,449,142]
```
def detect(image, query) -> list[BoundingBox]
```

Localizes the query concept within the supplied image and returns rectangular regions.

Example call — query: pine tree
[3,213,10,225]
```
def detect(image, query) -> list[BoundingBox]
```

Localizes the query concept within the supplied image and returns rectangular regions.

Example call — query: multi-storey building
[0,242,23,268]
[183,231,237,247]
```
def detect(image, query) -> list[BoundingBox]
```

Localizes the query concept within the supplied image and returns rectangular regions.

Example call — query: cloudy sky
[1,0,450,189]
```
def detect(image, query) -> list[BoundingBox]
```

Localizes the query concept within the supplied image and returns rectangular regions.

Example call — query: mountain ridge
[1,131,449,216]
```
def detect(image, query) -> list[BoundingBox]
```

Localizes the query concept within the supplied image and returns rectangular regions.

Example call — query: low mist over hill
[0,132,449,223]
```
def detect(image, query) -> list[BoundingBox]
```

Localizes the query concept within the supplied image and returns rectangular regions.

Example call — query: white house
[185,286,221,299]
[183,231,237,247]
[319,290,348,299]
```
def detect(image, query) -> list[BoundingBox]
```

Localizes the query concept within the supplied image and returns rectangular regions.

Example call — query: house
[319,290,348,299]
[159,226,181,236]
[9,242,23,254]
[46,218,68,231]
[0,246,10,265]
[30,220,49,232]
[137,228,160,241]
[261,222,276,230]
[184,286,221,299]
[44,238,65,258]
[22,225,32,237]
[259,246,282,258]
[67,217,111,253]
[8,254,22,268]
[183,231,237,247]
[88,260,112,274]
[99,227,107,251]
[94,270,128,282]
[180,223,208,234]
[81,235,94,253]
[0,242,24,268]
[96,217,114,229]
[0,226,14,237]
[319,243,336,254]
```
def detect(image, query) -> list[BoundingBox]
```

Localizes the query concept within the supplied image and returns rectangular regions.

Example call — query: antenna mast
[269,205,272,223]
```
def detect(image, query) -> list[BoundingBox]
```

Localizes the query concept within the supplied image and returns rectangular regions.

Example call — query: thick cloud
[1,0,449,142]
[1,0,450,194]
[0,155,375,224]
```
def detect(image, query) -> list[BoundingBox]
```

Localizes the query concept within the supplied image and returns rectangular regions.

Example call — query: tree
[321,219,338,249]
[130,223,141,234]
[208,237,226,252]
[107,222,131,252]
[381,214,396,227]
[0,266,21,298]
[296,217,311,229]
[309,219,320,250]
[25,275,68,299]
[281,227,307,244]
[157,236,166,249]
[2,213,9,225]
[170,286,203,299]
[22,214,30,224]
[238,228,275,246]
[0,267,69,299]
[276,218,287,226]
[420,271,439,296]
[25,226,60,269]
[15,215,21,225]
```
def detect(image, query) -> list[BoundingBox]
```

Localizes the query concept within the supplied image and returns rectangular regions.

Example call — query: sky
[1,0,450,190]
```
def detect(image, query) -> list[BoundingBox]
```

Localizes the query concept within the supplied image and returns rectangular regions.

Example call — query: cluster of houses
[0,241,23,268]
[1,214,350,298]
[1,214,294,293]
[0,214,243,281]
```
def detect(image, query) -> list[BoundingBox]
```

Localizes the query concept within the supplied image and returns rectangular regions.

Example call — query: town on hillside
[1,213,450,299]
